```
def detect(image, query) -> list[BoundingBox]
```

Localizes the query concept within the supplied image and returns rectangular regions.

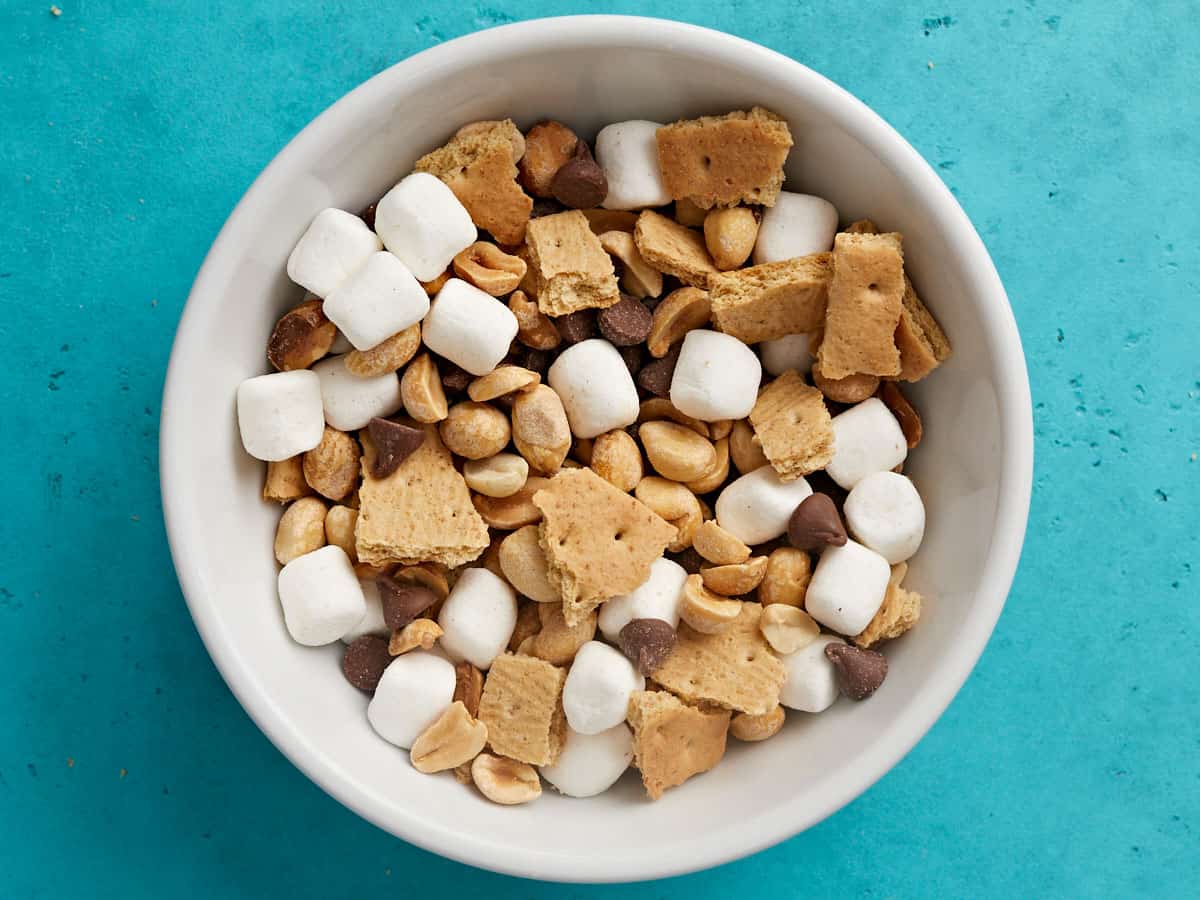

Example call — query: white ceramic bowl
[161,16,1032,883]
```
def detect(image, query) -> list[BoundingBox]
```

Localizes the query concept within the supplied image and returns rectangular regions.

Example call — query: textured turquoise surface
[1,1,1196,896]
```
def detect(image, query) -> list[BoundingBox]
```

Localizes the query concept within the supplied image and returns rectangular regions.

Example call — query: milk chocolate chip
[618,618,676,676]
[341,635,391,692]
[550,141,608,209]
[598,295,654,347]
[787,493,847,550]
[378,578,437,630]
[366,417,425,479]
[635,345,680,397]
[824,643,888,700]
[554,309,597,344]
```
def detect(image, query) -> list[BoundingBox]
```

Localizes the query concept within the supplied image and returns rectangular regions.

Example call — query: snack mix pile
[236,109,951,803]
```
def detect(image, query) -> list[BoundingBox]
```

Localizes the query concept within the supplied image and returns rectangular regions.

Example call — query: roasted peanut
[393,563,451,601]
[267,298,336,371]
[701,556,768,596]
[508,600,543,652]
[472,476,550,530]
[879,381,923,449]
[471,753,542,805]
[674,197,708,228]
[453,241,528,296]
[453,662,484,717]
[420,270,452,296]
[637,398,708,437]
[639,420,717,482]
[498,525,559,603]
[323,505,358,562]
[811,361,880,404]
[692,519,751,566]
[646,286,711,358]
[439,401,511,460]
[344,323,421,377]
[589,429,643,492]
[571,437,594,466]
[703,207,759,271]
[410,701,488,774]
[667,500,703,553]
[508,289,561,350]
[758,604,820,655]
[599,230,663,298]
[463,452,529,498]
[685,436,730,494]
[634,476,698,522]
[263,455,312,503]
[679,574,742,634]
[401,353,449,423]
[468,365,540,402]
[302,427,360,501]
[518,121,578,198]
[581,208,638,235]
[708,419,733,441]
[389,618,444,655]
[729,705,785,742]
[517,603,595,666]
[758,547,812,608]
[730,419,769,473]
[274,497,327,564]
[512,384,571,474]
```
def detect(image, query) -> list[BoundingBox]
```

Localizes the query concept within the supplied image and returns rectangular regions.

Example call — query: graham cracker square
[817,231,905,379]
[895,275,951,381]
[627,690,730,800]
[633,210,719,289]
[749,370,835,480]
[524,210,621,316]
[476,652,566,766]
[709,253,833,343]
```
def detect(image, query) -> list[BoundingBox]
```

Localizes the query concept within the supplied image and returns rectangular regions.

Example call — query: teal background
[1,1,1197,896]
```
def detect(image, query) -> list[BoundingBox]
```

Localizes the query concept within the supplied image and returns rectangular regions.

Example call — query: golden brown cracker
[817,232,905,379]
[627,690,730,800]
[476,653,567,766]
[843,218,879,235]
[524,210,621,315]
[633,210,719,289]
[532,468,676,626]
[651,602,786,715]
[748,371,835,480]
[355,425,489,568]
[709,253,833,342]
[415,120,532,246]
[894,275,951,381]
[655,107,793,209]
[855,563,922,647]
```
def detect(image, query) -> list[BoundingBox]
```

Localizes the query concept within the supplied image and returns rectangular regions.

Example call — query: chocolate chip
[553,308,597,344]
[358,202,378,230]
[511,346,553,375]
[824,643,888,700]
[550,141,608,209]
[438,359,473,393]
[636,345,680,397]
[618,618,676,676]
[787,493,848,551]
[341,635,391,692]
[378,577,437,630]
[598,294,653,346]
[531,197,566,218]
[617,343,644,377]
[668,546,705,575]
[366,417,425,479]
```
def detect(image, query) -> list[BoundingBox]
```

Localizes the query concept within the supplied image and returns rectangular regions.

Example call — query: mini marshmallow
[752,192,839,265]
[716,466,813,546]
[826,397,908,490]
[804,539,891,635]
[844,471,926,564]
[374,172,476,282]
[597,557,687,642]
[421,278,519,376]
[437,568,518,670]
[286,208,382,298]
[341,579,387,644]
[366,650,456,749]
[236,369,325,462]
[595,120,672,210]
[760,332,814,376]
[670,330,763,421]
[779,634,844,712]
[312,354,402,431]
[323,251,429,351]
[547,339,640,438]
[277,545,366,646]
[540,723,634,798]
[563,641,645,735]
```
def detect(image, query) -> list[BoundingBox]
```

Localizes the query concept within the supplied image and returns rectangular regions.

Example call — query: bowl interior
[162,18,1030,883]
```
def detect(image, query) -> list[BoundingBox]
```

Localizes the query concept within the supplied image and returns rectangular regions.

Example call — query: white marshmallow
[715,466,812,546]
[597,557,687,642]
[277,545,366,646]
[373,172,476,282]
[366,650,456,749]
[311,354,402,431]
[540,724,634,798]
[437,568,517,670]
[779,634,844,712]
[826,397,908,489]
[341,579,387,644]
[236,370,325,461]
[760,333,813,376]
[322,251,429,351]
[670,330,762,421]
[421,278,519,376]
[547,339,640,438]
[286,208,382,298]
[844,471,926,564]
[595,120,672,210]
[562,641,645,735]
[805,539,891,635]
[752,192,839,265]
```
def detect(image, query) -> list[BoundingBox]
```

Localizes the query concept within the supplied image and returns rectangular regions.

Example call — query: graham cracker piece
[633,210,719,289]
[355,424,489,568]
[817,231,905,379]
[855,563,922,648]
[651,603,786,715]
[655,107,793,209]
[415,120,532,246]
[524,210,621,315]
[843,218,879,235]
[709,253,833,342]
[532,468,676,626]
[627,690,730,800]
[476,652,567,766]
[748,371,835,480]
[895,275,951,381]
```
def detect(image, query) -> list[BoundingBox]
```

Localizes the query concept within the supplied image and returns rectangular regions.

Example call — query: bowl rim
[160,14,1033,883]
